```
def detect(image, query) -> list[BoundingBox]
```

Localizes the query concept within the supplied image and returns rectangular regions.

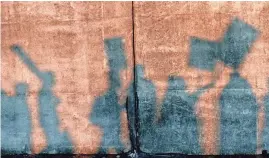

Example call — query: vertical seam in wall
[131,1,140,153]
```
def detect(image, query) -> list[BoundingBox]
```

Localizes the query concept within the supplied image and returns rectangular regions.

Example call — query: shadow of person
[135,65,158,152]
[263,80,269,151]
[158,76,213,154]
[10,45,73,154]
[38,71,73,154]
[136,63,213,154]
[190,17,260,154]
[218,18,259,154]
[1,83,31,154]
[89,38,126,153]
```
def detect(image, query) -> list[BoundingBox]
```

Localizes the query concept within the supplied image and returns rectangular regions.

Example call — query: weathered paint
[1,1,269,155]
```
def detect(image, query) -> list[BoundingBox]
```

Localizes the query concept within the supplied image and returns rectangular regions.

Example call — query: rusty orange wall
[1,1,269,155]
[1,2,133,154]
[134,2,269,154]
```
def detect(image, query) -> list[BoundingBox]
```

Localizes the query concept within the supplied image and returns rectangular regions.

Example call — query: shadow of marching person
[89,38,127,153]
[11,45,73,154]
[218,18,259,154]
[189,17,260,154]
[157,76,213,154]
[1,83,31,154]
[263,79,269,152]
[38,71,73,154]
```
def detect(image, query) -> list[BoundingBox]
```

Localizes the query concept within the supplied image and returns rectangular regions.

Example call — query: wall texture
[1,1,269,155]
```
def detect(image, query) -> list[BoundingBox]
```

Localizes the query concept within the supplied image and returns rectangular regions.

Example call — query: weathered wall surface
[134,2,269,155]
[1,1,269,155]
[1,2,133,154]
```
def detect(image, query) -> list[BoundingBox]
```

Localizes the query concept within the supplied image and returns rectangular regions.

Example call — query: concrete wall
[1,2,269,155]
